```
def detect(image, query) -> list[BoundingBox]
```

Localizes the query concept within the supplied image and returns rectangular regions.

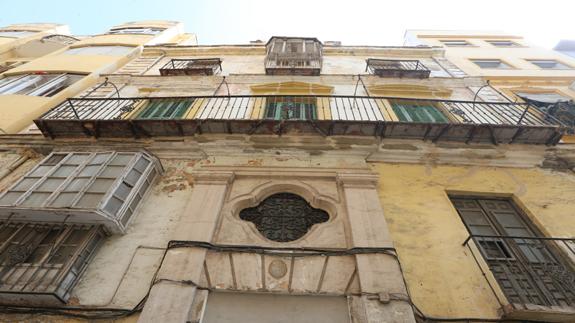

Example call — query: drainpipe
[0,154,30,181]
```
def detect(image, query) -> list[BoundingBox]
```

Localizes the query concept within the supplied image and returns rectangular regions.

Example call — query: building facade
[0,24,573,323]
[405,30,575,141]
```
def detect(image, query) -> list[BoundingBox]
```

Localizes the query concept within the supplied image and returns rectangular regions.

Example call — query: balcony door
[264,98,316,120]
[390,101,449,123]
[450,197,575,308]
[136,99,193,119]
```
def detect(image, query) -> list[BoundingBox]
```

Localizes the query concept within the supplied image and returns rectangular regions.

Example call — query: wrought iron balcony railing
[159,58,222,76]
[463,235,575,317]
[265,53,322,75]
[35,95,565,144]
[366,59,431,79]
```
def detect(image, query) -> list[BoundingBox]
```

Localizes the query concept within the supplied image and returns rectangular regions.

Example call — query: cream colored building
[0,27,573,323]
[405,30,575,141]
[0,20,196,135]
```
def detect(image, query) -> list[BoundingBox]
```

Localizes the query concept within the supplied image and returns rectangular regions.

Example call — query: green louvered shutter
[391,103,448,123]
[137,99,192,119]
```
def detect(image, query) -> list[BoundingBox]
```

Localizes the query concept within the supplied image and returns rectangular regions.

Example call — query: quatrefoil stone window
[239,193,329,242]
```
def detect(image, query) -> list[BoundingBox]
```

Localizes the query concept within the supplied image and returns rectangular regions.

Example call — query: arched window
[239,193,329,242]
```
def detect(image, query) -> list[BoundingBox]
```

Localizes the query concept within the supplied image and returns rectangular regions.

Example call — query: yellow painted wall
[74,34,153,47]
[370,162,575,318]
[7,55,132,75]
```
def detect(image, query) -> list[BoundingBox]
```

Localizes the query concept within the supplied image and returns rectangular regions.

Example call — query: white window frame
[0,151,161,234]
[527,59,572,70]
[487,40,520,47]
[0,73,84,97]
[440,40,472,47]
[471,59,513,69]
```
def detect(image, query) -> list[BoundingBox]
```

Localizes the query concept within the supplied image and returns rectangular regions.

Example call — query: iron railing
[265,52,322,74]
[36,95,565,143]
[463,235,575,310]
[159,58,222,76]
[39,95,560,124]
[366,59,431,78]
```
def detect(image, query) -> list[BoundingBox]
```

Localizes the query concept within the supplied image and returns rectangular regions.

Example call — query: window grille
[0,223,104,304]
[239,193,329,242]
[452,196,575,308]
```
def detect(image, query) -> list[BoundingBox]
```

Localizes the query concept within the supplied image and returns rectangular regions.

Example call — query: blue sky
[1,0,573,48]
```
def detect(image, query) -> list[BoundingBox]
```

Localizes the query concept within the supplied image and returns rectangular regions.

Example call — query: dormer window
[159,58,222,76]
[265,37,322,76]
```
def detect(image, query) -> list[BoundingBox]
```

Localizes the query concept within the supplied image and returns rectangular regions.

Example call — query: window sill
[501,303,575,323]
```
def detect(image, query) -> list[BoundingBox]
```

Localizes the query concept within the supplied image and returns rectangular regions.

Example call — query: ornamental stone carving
[239,193,329,242]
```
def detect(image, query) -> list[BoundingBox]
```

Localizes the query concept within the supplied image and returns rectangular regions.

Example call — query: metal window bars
[463,235,575,310]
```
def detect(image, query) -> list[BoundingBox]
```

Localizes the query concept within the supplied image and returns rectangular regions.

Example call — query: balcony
[265,37,322,76]
[35,95,565,144]
[159,58,222,76]
[366,59,431,79]
[464,235,575,322]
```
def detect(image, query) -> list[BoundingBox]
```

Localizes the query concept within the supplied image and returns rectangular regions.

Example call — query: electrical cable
[0,240,551,322]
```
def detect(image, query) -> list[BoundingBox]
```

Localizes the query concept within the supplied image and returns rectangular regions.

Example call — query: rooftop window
[527,59,572,70]
[107,27,164,35]
[440,40,472,47]
[486,40,520,47]
[471,59,513,69]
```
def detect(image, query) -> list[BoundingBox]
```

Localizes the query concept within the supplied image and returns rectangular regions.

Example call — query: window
[0,223,103,304]
[471,59,512,69]
[239,193,329,242]
[487,40,519,47]
[0,30,36,38]
[451,196,575,308]
[265,37,323,76]
[440,40,472,47]
[107,27,164,35]
[0,151,160,233]
[264,98,316,120]
[63,46,135,56]
[136,99,194,119]
[390,100,449,123]
[527,59,572,70]
[0,74,83,96]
